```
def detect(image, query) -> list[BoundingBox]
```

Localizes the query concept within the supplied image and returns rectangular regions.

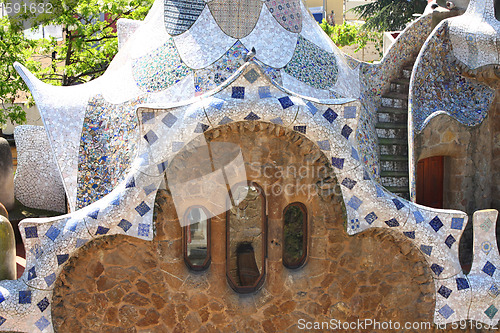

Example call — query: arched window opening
[183,206,211,271]
[283,203,307,269]
[226,182,266,293]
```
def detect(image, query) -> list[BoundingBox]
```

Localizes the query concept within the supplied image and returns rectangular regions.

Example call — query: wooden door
[416,156,444,209]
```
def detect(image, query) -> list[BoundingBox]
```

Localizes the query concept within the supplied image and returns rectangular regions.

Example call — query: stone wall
[51,122,434,332]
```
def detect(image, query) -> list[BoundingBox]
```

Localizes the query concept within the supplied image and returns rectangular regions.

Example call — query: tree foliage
[0,0,153,127]
[320,20,383,55]
[352,0,427,31]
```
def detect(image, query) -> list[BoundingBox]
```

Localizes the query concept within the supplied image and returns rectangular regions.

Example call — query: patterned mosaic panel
[410,22,494,132]
[13,126,66,213]
[164,0,205,36]
[284,35,339,90]
[132,37,191,93]
[76,95,146,209]
[207,0,262,39]
[264,0,301,33]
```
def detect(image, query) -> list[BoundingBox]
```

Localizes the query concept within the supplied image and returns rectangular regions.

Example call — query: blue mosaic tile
[351,147,359,161]
[0,290,4,303]
[118,219,132,232]
[87,209,99,220]
[194,122,210,133]
[350,218,360,230]
[27,266,36,280]
[392,198,404,210]
[31,244,43,259]
[141,111,155,123]
[431,264,444,276]
[218,116,233,125]
[44,273,56,287]
[270,117,283,125]
[341,125,352,139]
[144,130,159,144]
[256,86,271,99]
[438,304,454,319]
[37,297,50,312]
[485,305,498,319]
[451,217,464,230]
[306,101,317,115]
[403,231,415,239]
[385,218,399,227]
[445,235,456,248]
[438,285,452,298]
[209,99,224,110]
[456,277,469,290]
[341,177,357,190]
[344,106,357,118]
[0,316,5,326]
[420,245,432,256]
[278,96,294,109]
[76,238,88,248]
[331,157,344,169]
[347,196,362,210]
[45,226,61,241]
[35,316,50,331]
[244,112,261,121]
[25,226,38,239]
[143,184,157,196]
[232,86,245,99]
[322,108,338,123]
[19,290,31,304]
[138,223,150,237]
[110,195,120,206]
[56,254,69,266]
[483,261,497,277]
[413,211,424,223]
[365,212,377,225]
[162,113,178,128]
[135,202,151,217]
[158,160,169,173]
[95,226,109,235]
[317,140,330,151]
[429,216,443,232]
[375,186,385,197]
[164,0,205,35]
[489,284,500,298]
[293,125,306,134]
[244,68,260,83]
[125,177,135,189]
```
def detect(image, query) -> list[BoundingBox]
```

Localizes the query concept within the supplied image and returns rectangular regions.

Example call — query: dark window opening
[283,203,307,269]
[183,206,211,271]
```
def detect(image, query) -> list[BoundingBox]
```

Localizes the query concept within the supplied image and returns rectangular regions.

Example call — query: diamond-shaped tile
[118,219,132,232]
[37,298,50,312]
[392,198,404,210]
[0,316,5,326]
[231,86,245,99]
[25,226,38,238]
[413,211,424,223]
[27,266,36,280]
[306,101,318,115]
[365,212,378,225]
[35,316,50,331]
[438,304,454,319]
[322,108,338,123]
[95,226,109,235]
[347,196,362,210]
[429,216,443,232]
[270,117,283,125]
[351,147,359,161]
[56,254,69,266]
[341,177,357,190]
[162,113,178,128]
[485,305,498,319]
[19,290,31,304]
[341,125,353,139]
[209,99,224,110]
[258,86,271,99]
[87,209,99,220]
[293,125,306,134]
[141,111,155,123]
[278,96,294,109]
[431,264,444,276]
[480,218,493,232]
[244,69,260,83]
[218,116,233,125]
[385,218,399,227]
[403,231,415,239]
[456,277,469,290]
[420,245,432,256]
[138,223,150,237]
[143,130,158,144]
[451,217,464,230]
[135,202,151,217]
[317,140,330,151]
[0,291,4,303]
[438,285,452,298]
[344,106,357,118]
[44,273,56,287]
[445,235,456,248]
[483,261,497,277]
[45,226,60,241]
[125,177,135,188]
[244,112,260,121]
[375,186,385,197]
[76,238,88,248]
[158,160,168,173]
[331,157,344,169]
[194,122,209,133]
[489,284,500,298]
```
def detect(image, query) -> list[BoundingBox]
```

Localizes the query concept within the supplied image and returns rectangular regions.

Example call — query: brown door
[416,156,444,209]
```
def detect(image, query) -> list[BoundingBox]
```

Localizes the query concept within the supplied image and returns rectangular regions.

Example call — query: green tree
[0,0,153,128]
[352,0,427,31]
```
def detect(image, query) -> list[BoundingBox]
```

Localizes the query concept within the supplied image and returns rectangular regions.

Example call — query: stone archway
[51,122,434,332]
